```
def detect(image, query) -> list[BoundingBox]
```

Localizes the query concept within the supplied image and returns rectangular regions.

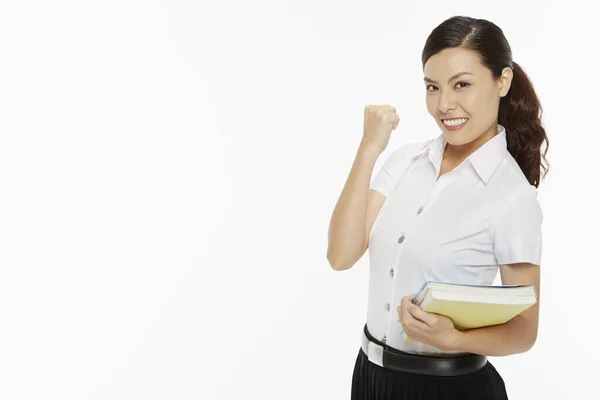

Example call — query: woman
[326,16,549,399]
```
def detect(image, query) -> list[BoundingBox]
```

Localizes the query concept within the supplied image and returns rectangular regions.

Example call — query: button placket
[385,232,406,343]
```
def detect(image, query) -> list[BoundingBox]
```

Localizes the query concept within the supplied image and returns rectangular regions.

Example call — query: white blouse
[366,124,543,355]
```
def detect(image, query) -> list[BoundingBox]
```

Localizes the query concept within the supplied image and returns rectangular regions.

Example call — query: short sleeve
[491,185,543,266]
[369,148,404,197]
[370,140,430,197]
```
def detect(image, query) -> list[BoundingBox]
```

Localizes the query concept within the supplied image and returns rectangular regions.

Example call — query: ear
[498,67,513,97]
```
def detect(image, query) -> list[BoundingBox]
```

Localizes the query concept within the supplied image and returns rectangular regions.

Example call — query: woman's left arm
[448,262,540,357]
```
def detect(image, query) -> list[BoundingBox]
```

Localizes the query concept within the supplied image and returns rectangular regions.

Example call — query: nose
[438,90,457,114]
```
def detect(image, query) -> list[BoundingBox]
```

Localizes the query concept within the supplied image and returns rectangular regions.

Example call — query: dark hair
[421,16,549,188]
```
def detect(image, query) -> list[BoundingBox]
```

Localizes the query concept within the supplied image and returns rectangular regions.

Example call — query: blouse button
[382,335,387,343]
[385,302,391,312]
[389,268,394,278]
[397,235,405,244]
[416,206,423,215]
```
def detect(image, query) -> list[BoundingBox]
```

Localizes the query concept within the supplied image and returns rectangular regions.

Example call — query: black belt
[361,323,487,376]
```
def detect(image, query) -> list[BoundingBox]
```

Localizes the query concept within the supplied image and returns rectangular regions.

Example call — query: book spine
[412,280,430,304]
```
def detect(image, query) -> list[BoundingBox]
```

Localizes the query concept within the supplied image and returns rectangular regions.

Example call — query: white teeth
[443,118,468,126]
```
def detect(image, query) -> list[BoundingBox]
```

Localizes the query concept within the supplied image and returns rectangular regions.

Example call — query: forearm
[327,146,380,270]
[450,316,537,357]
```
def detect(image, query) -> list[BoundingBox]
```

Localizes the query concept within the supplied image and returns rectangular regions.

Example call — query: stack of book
[401,281,537,341]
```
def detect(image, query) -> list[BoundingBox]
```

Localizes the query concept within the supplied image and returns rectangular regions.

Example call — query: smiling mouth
[442,118,469,128]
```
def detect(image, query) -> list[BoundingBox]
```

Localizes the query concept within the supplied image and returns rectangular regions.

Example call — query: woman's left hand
[397,294,461,351]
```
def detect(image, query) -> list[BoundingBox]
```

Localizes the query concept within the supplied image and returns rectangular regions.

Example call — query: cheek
[458,93,482,117]
[465,91,496,116]
[425,96,438,116]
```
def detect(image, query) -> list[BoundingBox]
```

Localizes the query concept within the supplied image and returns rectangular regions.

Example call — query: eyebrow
[423,71,474,84]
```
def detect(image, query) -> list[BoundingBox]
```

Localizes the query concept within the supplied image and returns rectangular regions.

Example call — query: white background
[0,1,597,399]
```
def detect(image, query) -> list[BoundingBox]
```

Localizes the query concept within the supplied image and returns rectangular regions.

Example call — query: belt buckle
[367,341,384,367]
[361,326,384,368]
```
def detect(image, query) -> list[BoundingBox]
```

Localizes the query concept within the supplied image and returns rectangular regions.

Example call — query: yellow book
[401,280,537,342]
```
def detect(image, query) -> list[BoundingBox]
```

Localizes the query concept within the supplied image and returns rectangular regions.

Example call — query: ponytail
[498,61,549,188]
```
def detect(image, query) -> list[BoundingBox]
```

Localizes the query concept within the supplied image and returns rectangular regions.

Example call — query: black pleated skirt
[351,346,509,400]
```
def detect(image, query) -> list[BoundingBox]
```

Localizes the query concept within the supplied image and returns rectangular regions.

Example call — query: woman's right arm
[327,146,387,271]
[327,105,399,271]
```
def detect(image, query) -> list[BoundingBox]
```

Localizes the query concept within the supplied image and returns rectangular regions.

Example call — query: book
[400,280,537,342]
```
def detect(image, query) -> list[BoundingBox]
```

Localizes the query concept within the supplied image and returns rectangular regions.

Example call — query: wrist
[357,143,382,159]
[444,329,465,352]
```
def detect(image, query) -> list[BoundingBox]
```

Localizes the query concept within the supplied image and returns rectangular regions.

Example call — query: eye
[425,82,470,92]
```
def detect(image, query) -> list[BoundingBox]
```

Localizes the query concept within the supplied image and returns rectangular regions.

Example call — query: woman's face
[423,47,512,148]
